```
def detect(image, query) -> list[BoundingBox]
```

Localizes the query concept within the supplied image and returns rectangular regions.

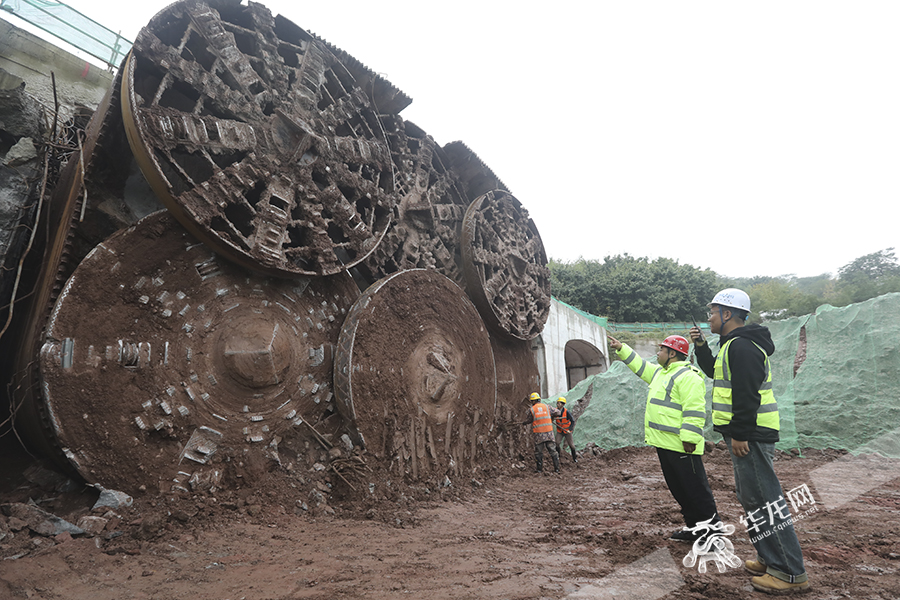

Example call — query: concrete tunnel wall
[0,19,114,118]
[535,298,610,399]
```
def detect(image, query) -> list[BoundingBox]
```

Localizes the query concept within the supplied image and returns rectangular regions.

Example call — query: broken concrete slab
[1,503,84,537]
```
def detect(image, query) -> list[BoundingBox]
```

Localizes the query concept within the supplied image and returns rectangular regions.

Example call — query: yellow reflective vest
[711,338,779,431]
[616,343,707,455]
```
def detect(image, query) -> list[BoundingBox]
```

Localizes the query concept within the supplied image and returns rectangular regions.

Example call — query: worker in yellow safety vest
[522,392,560,474]
[690,288,809,595]
[607,333,720,543]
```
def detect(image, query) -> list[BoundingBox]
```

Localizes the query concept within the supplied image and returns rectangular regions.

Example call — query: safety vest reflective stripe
[711,338,779,431]
[556,408,572,433]
[681,423,704,436]
[648,421,679,434]
[623,349,647,378]
[531,403,553,433]
[649,397,681,410]
[683,410,706,419]
[714,380,773,391]
[650,366,693,410]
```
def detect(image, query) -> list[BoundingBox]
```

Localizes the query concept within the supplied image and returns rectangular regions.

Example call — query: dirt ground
[1,440,899,600]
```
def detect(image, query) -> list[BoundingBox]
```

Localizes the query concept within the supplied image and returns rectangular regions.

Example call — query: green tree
[550,248,900,324]
[833,248,900,304]
[748,278,822,322]
[549,255,717,321]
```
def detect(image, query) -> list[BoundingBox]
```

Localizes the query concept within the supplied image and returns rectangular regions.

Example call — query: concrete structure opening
[564,339,606,390]
[537,299,609,397]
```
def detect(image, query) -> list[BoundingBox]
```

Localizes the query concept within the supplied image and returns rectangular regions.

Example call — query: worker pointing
[608,333,720,542]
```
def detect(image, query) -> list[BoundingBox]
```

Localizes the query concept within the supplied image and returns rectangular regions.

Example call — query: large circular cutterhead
[39,211,359,493]
[356,120,470,287]
[122,0,407,277]
[461,190,551,340]
[333,269,496,477]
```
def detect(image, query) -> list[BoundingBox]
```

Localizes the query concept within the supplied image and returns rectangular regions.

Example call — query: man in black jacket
[690,288,810,595]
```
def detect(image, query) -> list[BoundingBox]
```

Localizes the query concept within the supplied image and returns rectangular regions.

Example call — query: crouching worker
[608,334,720,542]
[554,397,578,464]
[523,392,560,474]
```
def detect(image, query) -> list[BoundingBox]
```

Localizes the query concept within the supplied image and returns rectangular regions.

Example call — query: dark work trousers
[656,447,720,528]
[534,440,559,472]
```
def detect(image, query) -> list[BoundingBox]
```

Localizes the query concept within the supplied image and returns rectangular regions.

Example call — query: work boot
[551,455,560,473]
[669,529,700,543]
[744,559,767,575]
[571,448,578,463]
[750,574,810,595]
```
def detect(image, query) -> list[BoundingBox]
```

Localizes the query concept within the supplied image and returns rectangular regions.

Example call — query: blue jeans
[724,437,808,583]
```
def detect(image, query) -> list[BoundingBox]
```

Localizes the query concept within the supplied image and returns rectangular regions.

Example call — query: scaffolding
[0,0,131,69]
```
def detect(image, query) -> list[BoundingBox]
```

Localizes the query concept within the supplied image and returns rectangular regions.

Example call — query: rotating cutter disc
[122,0,405,277]
[461,190,551,340]
[333,269,496,478]
[39,211,358,493]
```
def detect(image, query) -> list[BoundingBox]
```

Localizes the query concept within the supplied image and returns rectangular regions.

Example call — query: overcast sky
[42,1,900,278]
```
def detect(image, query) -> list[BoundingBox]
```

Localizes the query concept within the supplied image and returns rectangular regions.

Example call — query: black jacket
[695,324,779,443]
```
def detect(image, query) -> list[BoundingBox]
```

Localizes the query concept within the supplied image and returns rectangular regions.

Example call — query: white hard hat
[709,288,751,312]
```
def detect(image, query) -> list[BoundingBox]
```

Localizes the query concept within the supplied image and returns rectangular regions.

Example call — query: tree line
[549,248,900,323]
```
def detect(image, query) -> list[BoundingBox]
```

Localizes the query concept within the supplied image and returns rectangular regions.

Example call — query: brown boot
[744,559,766,575]
[750,573,810,595]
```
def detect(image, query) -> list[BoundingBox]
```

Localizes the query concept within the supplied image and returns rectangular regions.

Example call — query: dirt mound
[2,441,899,599]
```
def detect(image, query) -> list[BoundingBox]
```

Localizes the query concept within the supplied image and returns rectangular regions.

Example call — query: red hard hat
[660,335,690,355]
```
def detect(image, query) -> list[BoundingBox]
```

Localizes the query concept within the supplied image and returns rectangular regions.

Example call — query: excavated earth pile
[2,443,900,599]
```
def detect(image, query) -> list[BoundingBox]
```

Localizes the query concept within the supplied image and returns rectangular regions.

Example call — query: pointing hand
[608,335,622,351]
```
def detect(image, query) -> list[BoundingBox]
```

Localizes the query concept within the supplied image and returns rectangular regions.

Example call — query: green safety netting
[0,0,131,68]
[553,297,608,328]
[607,322,711,334]
[569,292,900,457]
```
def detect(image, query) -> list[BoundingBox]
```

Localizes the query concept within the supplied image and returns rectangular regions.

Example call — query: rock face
[0,80,45,313]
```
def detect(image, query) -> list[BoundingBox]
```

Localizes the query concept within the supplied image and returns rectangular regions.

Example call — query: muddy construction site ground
[1,442,899,600]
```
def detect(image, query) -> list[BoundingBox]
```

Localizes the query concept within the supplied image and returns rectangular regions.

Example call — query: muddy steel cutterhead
[121,0,406,278]
[39,211,359,492]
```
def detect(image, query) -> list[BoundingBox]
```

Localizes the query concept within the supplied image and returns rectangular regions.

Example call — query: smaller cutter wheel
[461,190,551,340]
[39,211,359,494]
[356,119,470,287]
[333,269,496,479]
[121,0,402,277]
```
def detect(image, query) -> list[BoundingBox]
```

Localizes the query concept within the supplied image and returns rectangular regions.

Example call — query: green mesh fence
[0,0,131,68]
[570,292,900,457]
[553,297,608,328]
[607,322,711,334]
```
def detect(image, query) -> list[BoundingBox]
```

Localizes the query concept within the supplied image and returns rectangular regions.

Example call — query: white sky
[46,1,900,278]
